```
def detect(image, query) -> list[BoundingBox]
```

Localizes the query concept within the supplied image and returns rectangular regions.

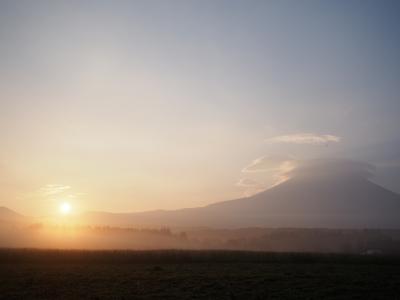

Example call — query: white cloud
[39,184,71,196]
[239,155,298,197]
[242,186,267,198]
[236,178,261,187]
[237,177,268,197]
[17,184,80,203]
[242,155,293,173]
[265,133,341,145]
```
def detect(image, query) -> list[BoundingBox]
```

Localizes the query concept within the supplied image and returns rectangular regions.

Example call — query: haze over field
[2,158,400,229]
[0,1,400,236]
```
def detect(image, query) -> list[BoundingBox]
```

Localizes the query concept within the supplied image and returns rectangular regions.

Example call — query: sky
[0,0,399,216]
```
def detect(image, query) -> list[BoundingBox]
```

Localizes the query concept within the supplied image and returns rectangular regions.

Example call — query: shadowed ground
[0,250,399,299]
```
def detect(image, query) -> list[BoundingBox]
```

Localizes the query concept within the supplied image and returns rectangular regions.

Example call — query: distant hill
[80,159,400,229]
[0,207,27,223]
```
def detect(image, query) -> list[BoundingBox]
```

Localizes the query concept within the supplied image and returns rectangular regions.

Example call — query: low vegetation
[1,249,399,299]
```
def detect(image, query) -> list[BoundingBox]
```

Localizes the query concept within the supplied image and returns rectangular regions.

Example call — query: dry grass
[0,249,399,299]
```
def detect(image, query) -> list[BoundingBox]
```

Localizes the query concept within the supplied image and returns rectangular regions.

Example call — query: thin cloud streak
[242,155,293,173]
[266,133,341,145]
[239,156,298,197]
[236,178,260,187]
[39,184,71,196]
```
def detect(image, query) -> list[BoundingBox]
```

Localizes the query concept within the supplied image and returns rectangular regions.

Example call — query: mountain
[0,207,27,223]
[342,139,400,194]
[81,159,400,229]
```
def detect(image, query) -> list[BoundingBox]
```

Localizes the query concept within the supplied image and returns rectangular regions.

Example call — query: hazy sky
[0,0,399,216]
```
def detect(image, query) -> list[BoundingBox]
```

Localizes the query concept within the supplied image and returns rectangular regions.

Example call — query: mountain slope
[0,207,27,223]
[81,160,400,229]
[201,176,400,228]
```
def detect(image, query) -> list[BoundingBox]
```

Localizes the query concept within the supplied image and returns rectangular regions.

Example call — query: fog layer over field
[1,159,400,252]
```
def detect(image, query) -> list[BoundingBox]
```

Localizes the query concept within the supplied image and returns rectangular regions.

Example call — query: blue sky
[0,0,399,215]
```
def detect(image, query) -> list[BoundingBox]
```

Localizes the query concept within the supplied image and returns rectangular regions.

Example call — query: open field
[0,249,400,299]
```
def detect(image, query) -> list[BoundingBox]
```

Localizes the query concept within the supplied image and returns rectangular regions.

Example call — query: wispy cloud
[17,184,82,204]
[265,133,341,145]
[242,155,294,173]
[239,155,298,197]
[242,187,268,198]
[39,184,71,196]
[236,178,261,187]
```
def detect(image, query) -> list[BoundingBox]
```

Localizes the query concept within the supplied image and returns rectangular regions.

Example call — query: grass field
[0,249,399,299]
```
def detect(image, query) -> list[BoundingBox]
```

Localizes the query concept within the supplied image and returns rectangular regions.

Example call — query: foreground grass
[0,249,399,299]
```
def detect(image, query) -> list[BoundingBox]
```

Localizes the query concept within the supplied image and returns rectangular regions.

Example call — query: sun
[59,202,72,215]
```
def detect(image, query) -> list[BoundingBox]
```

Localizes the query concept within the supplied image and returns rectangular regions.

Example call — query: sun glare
[59,202,72,215]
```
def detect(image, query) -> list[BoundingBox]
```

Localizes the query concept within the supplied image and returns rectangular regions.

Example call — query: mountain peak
[287,159,375,181]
